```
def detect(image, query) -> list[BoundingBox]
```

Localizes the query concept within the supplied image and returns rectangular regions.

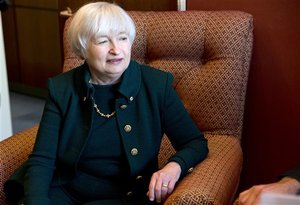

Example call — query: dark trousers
[47,186,161,205]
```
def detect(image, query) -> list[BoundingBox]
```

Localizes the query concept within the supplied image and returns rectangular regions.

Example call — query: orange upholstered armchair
[0,11,253,205]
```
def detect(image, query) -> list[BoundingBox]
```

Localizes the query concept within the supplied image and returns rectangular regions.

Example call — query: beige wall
[188,0,300,193]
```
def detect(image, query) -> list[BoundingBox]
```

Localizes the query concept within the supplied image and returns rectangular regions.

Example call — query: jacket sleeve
[280,165,300,182]
[23,78,62,205]
[161,73,208,177]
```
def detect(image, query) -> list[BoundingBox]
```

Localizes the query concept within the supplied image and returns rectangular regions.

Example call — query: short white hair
[68,2,136,58]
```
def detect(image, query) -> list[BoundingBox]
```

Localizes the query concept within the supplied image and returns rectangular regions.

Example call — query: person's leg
[83,199,123,205]
[122,194,162,205]
[49,186,80,205]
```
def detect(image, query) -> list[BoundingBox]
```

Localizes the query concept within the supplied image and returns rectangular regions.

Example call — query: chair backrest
[63,11,253,140]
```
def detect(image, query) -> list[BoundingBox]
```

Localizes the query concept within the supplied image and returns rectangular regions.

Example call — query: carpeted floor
[10,92,45,134]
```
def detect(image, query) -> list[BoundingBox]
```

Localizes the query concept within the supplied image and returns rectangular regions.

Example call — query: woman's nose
[109,42,121,55]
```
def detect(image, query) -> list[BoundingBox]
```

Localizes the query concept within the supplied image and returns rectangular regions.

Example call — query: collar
[78,60,141,103]
[118,60,141,102]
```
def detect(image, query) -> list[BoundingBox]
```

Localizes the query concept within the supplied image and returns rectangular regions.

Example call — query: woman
[12,2,208,205]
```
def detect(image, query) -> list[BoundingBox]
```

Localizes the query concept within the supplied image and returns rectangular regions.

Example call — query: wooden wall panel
[15,8,62,88]
[1,7,20,82]
[14,0,58,9]
[59,0,176,13]
[59,0,116,14]
[120,0,177,11]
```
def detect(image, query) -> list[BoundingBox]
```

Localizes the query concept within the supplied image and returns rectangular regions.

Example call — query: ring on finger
[162,183,168,188]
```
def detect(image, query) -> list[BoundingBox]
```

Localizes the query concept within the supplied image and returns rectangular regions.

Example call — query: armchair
[0,10,253,205]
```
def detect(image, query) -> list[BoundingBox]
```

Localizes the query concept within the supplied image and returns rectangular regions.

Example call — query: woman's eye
[98,40,107,44]
[120,36,128,41]
[96,38,108,44]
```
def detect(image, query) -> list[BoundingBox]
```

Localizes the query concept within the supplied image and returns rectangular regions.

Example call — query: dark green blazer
[9,60,208,204]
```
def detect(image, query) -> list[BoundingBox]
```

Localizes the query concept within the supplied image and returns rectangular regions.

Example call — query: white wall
[177,0,186,11]
[0,12,12,141]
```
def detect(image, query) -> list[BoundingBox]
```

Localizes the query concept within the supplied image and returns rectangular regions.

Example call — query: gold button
[124,125,132,132]
[131,148,138,156]
[136,175,143,180]
[129,96,134,101]
[187,167,194,173]
[120,104,127,109]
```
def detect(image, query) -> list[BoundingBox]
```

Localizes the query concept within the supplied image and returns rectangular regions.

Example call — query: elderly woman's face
[86,31,132,84]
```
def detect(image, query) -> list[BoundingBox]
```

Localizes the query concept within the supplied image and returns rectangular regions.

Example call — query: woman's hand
[147,162,181,203]
[239,177,300,205]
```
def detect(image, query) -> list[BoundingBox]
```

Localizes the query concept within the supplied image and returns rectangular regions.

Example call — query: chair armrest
[164,135,243,205]
[0,125,38,204]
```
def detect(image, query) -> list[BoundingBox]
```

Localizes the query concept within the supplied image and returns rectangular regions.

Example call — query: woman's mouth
[107,58,123,64]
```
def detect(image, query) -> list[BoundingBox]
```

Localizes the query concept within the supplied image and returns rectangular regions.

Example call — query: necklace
[93,100,116,118]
